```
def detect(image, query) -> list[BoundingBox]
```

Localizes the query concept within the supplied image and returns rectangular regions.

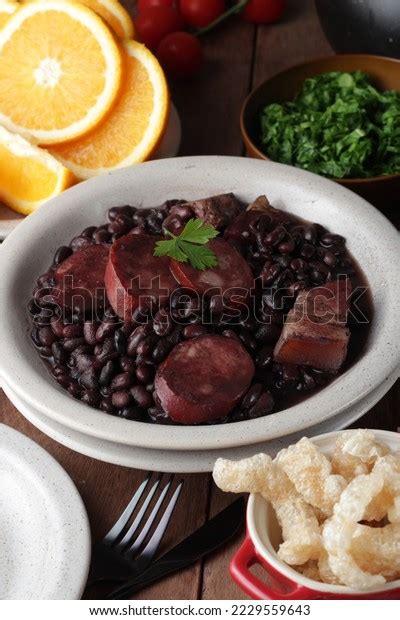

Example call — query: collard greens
[259,71,400,178]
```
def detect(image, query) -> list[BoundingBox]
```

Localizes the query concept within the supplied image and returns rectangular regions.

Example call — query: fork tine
[114,473,163,549]
[103,474,151,544]
[126,479,184,560]
[124,476,173,555]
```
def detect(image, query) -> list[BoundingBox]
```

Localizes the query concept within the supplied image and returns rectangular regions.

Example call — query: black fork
[87,473,183,586]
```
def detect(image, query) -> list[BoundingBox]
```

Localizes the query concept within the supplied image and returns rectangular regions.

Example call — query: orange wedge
[0,1,122,144]
[0,125,75,214]
[50,40,169,179]
[0,1,18,29]
[78,0,134,39]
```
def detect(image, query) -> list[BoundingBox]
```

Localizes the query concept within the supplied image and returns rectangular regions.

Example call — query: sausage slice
[53,244,109,313]
[105,233,177,320]
[154,334,255,424]
[170,238,253,307]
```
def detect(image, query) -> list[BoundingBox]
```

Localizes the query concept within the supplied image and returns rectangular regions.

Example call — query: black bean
[99,361,115,386]
[70,344,91,363]
[38,326,58,346]
[183,324,207,339]
[51,363,68,377]
[169,204,193,219]
[93,228,111,243]
[114,329,127,354]
[83,321,98,345]
[96,320,117,342]
[118,406,143,421]
[68,383,81,399]
[49,315,65,338]
[300,243,315,259]
[100,397,115,413]
[261,262,281,285]
[303,226,317,244]
[51,341,68,364]
[80,368,98,390]
[132,305,151,324]
[265,226,286,246]
[255,346,274,369]
[110,372,134,391]
[152,338,172,363]
[63,324,83,339]
[119,356,136,374]
[278,238,295,254]
[120,321,135,337]
[255,323,281,344]
[112,391,131,408]
[39,346,52,358]
[63,337,86,351]
[320,233,345,248]
[153,310,172,336]
[237,330,256,352]
[242,383,263,409]
[162,214,182,235]
[108,215,132,235]
[81,389,100,407]
[148,407,173,424]
[75,353,95,372]
[27,299,40,316]
[96,337,118,363]
[70,236,92,252]
[136,364,153,384]
[55,374,70,389]
[290,258,308,274]
[136,336,154,356]
[248,391,274,418]
[130,385,153,409]
[108,205,135,221]
[221,329,240,341]
[281,364,300,385]
[301,370,316,391]
[52,245,72,267]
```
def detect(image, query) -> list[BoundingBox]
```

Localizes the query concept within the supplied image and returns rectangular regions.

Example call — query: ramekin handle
[230,534,315,600]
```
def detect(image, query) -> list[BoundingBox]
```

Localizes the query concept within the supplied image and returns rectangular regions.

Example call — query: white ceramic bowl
[232,429,400,599]
[0,156,399,452]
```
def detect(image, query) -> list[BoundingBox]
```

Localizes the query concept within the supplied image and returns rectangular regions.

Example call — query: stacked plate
[1,157,399,473]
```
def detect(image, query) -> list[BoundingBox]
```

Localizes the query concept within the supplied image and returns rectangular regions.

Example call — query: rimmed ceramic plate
[0,156,399,452]
[2,368,397,472]
[0,104,181,240]
[0,423,91,599]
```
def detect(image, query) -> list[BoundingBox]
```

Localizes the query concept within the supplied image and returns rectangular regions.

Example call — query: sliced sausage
[53,244,109,313]
[154,334,255,424]
[180,193,243,229]
[170,238,253,307]
[105,233,177,320]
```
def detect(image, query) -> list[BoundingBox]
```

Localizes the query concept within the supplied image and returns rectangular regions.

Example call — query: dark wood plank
[0,392,208,600]
[252,0,332,89]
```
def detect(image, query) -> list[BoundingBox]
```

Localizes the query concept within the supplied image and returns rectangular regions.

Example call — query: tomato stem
[195,0,250,36]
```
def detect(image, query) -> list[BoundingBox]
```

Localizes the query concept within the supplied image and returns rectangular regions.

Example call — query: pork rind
[213,454,321,564]
[276,437,347,516]
[332,429,389,481]
[351,523,400,580]
[213,431,400,591]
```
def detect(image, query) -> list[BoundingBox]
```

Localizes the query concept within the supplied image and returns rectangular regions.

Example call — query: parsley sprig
[154,218,219,270]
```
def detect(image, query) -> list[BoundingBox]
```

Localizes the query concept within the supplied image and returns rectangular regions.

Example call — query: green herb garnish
[154,218,219,270]
[259,71,400,179]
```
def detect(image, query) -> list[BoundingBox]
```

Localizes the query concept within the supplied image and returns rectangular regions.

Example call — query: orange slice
[0,125,75,214]
[0,1,18,29]
[50,40,169,179]
[78,0,134,39]
[0,1,122,144]
[22,0,135,39]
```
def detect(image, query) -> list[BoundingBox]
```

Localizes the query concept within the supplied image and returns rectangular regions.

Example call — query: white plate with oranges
[0,0,181,239]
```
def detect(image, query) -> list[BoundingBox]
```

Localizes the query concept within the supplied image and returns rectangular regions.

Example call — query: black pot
[315,0,400,58]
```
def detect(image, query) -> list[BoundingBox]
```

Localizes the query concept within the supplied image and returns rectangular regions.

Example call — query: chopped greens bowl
[240,54,400,206]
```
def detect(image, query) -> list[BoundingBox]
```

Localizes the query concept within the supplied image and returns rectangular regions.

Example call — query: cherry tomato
[178,0,225,28]
[136,6,185,51]
[241,0,285,24]
[157,32,203,79]
[138,0,174,10]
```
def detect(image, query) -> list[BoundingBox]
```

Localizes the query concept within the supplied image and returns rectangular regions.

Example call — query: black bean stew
[28,194,372,425]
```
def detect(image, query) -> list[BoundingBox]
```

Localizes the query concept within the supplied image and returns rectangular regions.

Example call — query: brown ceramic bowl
[240,54,400,206]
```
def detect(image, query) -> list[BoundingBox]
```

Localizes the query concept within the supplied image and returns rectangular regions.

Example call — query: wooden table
[1,0,399,600]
